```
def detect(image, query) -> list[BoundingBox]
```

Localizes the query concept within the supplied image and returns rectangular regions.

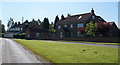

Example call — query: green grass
[59,40,120,45]
[14,39,118,64]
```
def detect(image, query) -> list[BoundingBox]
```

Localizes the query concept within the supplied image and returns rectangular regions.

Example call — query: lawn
[14,39,118,64]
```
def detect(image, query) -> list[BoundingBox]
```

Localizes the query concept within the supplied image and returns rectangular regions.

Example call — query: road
[0,38,45,64]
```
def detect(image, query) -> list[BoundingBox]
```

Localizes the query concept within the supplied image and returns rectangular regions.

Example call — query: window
[92,15,95,19]
[99,18,102,20]
[36,33,39,37]
[21,28,23,30]
[64,25,67,27]
[78,16,82,19]
[58,25,61,29]
[60,32,63,37]
[77,32,80,36]
[77,23,84,28]
[70,24,73,28]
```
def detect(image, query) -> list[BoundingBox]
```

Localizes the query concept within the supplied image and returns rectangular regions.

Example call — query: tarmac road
[0,38,44,64]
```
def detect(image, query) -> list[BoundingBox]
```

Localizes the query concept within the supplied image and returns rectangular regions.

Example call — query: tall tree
[49,22,55,33]
[31,18,38,25]
[54,15,59,29]
[85,21,96,36]
[18,21,20,25]
[14,22,17,26]
[2,24,5,33]
[67,13,71,17]
[37,19,42,25]
[61,14,65,20]
[43,17,50,29]
[7,18,14,30]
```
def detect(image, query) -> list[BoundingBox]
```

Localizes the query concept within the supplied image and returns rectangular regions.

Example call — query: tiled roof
[56,13,92,25]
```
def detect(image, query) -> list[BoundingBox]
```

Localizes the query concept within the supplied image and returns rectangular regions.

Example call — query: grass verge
[14,39,118,64]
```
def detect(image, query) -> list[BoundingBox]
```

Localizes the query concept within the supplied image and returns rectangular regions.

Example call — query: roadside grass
[14,39,118,64]
[59,40,120,45]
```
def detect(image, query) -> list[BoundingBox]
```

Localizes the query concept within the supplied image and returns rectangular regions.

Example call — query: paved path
[0,38,45,63]
[44,40,120,48]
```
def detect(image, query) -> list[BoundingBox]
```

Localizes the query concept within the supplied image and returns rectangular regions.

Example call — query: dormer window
[99,18,102,20]
[78,16,82,19]
[92,15,95,19]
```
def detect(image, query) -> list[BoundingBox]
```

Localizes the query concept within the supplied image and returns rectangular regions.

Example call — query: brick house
[55,8,118,38]
[25,24,49,39]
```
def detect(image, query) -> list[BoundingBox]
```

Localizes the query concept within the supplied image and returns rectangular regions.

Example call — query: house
[25,23,49,39]
[55,8,118,38]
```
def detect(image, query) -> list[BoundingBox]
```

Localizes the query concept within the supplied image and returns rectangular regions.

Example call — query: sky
[0,1,119,29]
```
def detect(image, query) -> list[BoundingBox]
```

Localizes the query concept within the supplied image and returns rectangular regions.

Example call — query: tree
[37,19,42,25]
[61,14,65,20]
[54,15,59,29]
[2,24,5,33]
[78,27,85,34]
[14,22,17,26]
[49,22,55,33]
[85,21,96,36]
[18,21,20,25]
[96,21,111,36]
[7,18,14,30]
[43,17,50,29]
[67,13,71,17]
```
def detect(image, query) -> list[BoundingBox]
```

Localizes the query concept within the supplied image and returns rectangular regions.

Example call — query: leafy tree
[85,21,96,36]
[2,24,5,33]
[49,22,55,33]
[37,19,42,25]
[7,18,14,30]
[96,21,111,36]
[18,21,20,25]
[61,14,65,20]
[67,13,71,17]
[78,27,85,34]
[43,17,50,29]
[54,15,59,29]
[28,19,38,29]
[14,22,18,26]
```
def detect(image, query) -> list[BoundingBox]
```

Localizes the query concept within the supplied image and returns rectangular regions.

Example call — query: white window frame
[70,24,73,28]
[58,25,61,29]
[64,25,67,27]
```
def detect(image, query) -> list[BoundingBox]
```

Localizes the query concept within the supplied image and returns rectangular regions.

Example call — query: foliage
[85,21,96,36]
[78,27,85,34]
[61,14,65,20]
[7,18,14,29]
[96,21,111,35]
[2,24,5,33]
[37,19,42,25]
[67,13,71,17]
[28,19,41,30]
[54,15,59,29]
[49,22,55,33]
[43,17,50,29]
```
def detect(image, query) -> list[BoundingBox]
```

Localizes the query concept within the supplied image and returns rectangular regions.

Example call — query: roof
[56,13,92,25]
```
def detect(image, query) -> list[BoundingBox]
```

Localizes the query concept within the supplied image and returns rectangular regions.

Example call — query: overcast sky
[0,1,119,29]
